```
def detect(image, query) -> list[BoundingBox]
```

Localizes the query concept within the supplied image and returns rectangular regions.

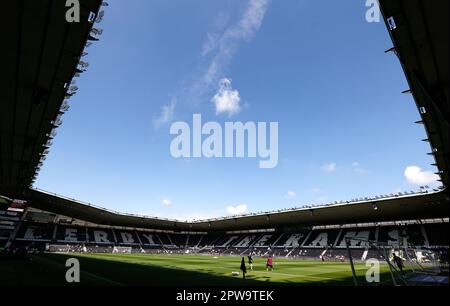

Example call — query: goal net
[112,246,132,254]
[344,237,448,286]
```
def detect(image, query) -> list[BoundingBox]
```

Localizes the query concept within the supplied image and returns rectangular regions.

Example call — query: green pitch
[1,253,398,286]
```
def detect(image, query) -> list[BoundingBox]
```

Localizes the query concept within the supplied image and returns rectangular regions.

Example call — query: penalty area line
[251,270,338,281]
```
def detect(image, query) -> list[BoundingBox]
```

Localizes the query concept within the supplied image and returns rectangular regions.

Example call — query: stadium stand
[0,0,448,287]
[0,207,22,243]
[4,207,447,263]
[423,223,449,247]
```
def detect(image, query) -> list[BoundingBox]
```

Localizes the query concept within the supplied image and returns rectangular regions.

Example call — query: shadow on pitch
[0,253,399,286]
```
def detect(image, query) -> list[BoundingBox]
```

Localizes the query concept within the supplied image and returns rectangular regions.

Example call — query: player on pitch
[266,255,274,271]
[248,255,253,270]
[240,257,247,279]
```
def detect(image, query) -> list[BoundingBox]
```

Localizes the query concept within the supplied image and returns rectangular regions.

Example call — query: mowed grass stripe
[54,253,367,284]
[78,254,370,275]
[25,253,399,286]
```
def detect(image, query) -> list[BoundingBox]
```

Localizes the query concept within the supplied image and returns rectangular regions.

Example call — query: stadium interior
[0,0,448,286]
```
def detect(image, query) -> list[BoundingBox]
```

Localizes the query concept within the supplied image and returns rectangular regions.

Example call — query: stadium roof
[23,188,448,232]
[0,0,448,232]
[0,0,103,196]
[379,0,449,187]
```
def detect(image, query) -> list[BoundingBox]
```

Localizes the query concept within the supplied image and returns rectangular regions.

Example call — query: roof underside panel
[24,189,449,232]
[379,0,449,187]
[0,0,102,196]
[0,0,448,232]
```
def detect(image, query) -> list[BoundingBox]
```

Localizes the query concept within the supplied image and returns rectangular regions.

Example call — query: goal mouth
[112,246,132,254]
[344,237,449,286]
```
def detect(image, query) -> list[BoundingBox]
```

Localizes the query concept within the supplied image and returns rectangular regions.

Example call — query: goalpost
[344,237,447,286]
[112,246,132,254]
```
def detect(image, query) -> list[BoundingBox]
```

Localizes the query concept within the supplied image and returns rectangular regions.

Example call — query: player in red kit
[266,255,274,271]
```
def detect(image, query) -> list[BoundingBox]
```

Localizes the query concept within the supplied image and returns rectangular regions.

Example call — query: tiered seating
[15,221,53,241]
[405,224,428,246]
[157,233,174,246]
[186,234,203,247]
[137,232,161,246]
[197,233,222,247]
[86,228,115,245]
[377,226,408,247]
[0,206,24,244]
[252,233,282,247]
[424,223,449,247]
[115,230,140,245]
[7,220,448,260]
[55,225,88,243]
[212,235,241,247]
[335,227,377,248]
[272,233,290,247]
[169,233,188,247]
[302,229,340,248]
[231,234,261,248]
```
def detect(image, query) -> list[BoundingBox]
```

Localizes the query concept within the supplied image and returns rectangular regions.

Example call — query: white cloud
[311,187,321,193]
[285,191,296,199]
[166,0,270,113]
[201,32,221,56]
[322,162,336,173]
[195,0,270,95]
[201,13,230,57]
[404,166,439,185]
[235,0,270,41]
[161,198,172,207]
[212,78,241,116]
[351,161,366,173]
[152,99,176,129]
[226,204,248,215]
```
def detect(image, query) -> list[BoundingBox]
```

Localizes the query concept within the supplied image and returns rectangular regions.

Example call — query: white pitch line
[250,270,338,281]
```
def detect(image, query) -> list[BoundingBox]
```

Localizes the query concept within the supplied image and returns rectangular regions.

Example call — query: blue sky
[35,0,441,220]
